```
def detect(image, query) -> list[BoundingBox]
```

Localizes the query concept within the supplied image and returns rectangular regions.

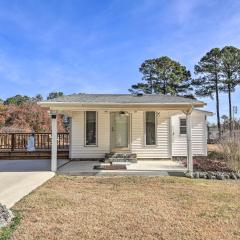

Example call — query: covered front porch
[47,105,195,174]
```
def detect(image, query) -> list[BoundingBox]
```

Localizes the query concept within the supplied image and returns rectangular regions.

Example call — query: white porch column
[51,112,57,172]
[186,110,193,173]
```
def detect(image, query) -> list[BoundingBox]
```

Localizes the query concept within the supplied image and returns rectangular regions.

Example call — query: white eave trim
[193,108,214,116]
[38,101,205,107]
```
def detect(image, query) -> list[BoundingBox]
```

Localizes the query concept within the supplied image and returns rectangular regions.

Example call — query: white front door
[111,112,129,150]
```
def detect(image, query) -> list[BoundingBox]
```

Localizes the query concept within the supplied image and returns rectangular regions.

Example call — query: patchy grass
[11,176,240,240]
[0,211,21,240]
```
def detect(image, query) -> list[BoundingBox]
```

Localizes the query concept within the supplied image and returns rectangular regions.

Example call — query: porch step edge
[104,158,137,163]
[105,153,137,158]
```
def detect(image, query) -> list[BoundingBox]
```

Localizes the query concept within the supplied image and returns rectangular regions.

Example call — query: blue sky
[0,0,240,122]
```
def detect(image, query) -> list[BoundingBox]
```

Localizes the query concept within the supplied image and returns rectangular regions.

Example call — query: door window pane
[86,111,97,145]
[115,113,128,147]
[146,112,156,145]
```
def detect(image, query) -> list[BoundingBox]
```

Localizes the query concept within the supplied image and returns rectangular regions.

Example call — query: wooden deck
[0,133,69,159]
[0,150,69,160]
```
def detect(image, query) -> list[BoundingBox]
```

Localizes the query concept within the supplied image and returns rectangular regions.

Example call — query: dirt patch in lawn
[208,144,222,152]
[11,176,240,240]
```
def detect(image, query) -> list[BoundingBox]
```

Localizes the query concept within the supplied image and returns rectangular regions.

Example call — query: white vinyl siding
[171,111,207,156]
[131,111,170,159]
[69,109,208,159]
[70,111,110,158]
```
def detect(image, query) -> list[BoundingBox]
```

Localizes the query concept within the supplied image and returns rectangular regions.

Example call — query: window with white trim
[179,118,187,135]
[145,112,156,145]
[85,111,97,146]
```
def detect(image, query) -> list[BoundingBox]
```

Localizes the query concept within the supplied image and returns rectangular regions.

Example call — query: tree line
[0,92,66,133]
[0,91,64,106]
[1,47,239,136]
[129,46,240,137]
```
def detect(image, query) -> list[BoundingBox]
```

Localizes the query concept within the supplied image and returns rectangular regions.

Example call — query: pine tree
[221,46,240,136]
[129,56,192,96]
[192,48,222,137]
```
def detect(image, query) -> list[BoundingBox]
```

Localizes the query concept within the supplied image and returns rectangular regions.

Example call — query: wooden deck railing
[0,133,69,151]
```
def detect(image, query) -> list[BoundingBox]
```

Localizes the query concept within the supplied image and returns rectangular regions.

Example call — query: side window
[179,118,187,135]
[85,111,97,146]
[146,112,156,145]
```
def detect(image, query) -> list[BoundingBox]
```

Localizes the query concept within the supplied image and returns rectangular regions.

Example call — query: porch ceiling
[48,107,190,118]
[42,103,200,112]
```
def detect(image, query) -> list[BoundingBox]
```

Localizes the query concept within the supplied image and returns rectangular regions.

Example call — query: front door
[111,112,129,151]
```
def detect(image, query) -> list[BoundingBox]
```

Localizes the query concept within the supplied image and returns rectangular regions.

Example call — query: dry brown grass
[11,176,240,240]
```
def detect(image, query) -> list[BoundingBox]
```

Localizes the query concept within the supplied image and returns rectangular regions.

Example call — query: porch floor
[57,160,187,176]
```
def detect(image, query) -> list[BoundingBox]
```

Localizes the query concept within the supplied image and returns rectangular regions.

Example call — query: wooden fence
[0,133,69,151]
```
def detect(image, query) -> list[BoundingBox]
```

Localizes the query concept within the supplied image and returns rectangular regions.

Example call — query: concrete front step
[104,158,137,163]
[104,152,137,163]
[105,153,137,159]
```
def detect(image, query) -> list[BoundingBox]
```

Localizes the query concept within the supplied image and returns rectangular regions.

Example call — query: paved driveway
[0,159,67,208]
[0,171,54,208]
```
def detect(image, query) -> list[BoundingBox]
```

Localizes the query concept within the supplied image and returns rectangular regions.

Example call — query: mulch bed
[183,155,232,172]
[193,157,232,172]
[93,164,127,170]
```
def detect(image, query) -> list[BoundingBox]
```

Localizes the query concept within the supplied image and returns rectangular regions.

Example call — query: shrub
[0,102,66,133]
[219,137,240,172]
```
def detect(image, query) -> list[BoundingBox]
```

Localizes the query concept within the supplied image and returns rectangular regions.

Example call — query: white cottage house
[39,94,212,172]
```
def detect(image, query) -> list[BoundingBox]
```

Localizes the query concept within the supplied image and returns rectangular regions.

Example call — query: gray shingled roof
[44,94,203,104]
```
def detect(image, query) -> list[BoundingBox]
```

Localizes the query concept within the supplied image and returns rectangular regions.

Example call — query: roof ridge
[65,93,169,96]
[41,93,203,105]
